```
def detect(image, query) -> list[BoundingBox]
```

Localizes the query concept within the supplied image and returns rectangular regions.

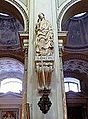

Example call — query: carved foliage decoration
[35,13,54,56]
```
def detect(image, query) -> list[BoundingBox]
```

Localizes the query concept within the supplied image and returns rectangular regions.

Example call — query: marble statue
[35,13,54,56]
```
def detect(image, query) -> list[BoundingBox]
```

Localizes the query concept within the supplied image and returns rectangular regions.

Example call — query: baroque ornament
[35,13,54,56]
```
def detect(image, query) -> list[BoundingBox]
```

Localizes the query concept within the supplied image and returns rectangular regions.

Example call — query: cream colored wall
[58,0,70,7]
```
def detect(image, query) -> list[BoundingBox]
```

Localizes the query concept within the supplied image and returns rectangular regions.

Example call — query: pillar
[19,32,29,119]
[58,31,68,119]
[27,0,67,119]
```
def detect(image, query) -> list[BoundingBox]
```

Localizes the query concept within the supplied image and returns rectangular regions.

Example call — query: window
[64,77,81,92]
[0,78,22,93]
[0,13,9,16]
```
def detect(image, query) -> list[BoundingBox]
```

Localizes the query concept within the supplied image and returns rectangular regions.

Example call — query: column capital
[58,31,68,56]
[19,32,29,50]
[58,31,68,46]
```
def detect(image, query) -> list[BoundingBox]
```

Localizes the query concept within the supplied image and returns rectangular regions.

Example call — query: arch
[58,0,88,31]
[0,57,24,81]
[63,59,88,84]
[64,59,88,76]
[0,0,28,31]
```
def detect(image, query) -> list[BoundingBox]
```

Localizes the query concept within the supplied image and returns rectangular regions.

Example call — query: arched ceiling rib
[0,0,24,27]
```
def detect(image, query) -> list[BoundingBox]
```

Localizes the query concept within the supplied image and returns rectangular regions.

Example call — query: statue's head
[38,13,45,20]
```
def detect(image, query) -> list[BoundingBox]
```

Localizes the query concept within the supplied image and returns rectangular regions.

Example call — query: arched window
[0,78,22,93]
[64,77,81,92]
[73,12,86,17]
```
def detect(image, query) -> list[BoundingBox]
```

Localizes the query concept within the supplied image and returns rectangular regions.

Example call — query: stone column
[28,0,66,119]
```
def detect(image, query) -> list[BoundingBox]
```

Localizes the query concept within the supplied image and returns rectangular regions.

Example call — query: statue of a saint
[35,13,54,56]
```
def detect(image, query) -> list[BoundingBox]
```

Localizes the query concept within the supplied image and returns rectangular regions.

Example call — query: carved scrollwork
[35,13,54,56]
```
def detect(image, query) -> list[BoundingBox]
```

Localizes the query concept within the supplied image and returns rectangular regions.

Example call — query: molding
[19,32,29,37]
[0,105,21,107]
[63,53,88,62]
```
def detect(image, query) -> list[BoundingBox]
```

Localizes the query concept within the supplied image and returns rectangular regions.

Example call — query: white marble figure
[35,13,54,56]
